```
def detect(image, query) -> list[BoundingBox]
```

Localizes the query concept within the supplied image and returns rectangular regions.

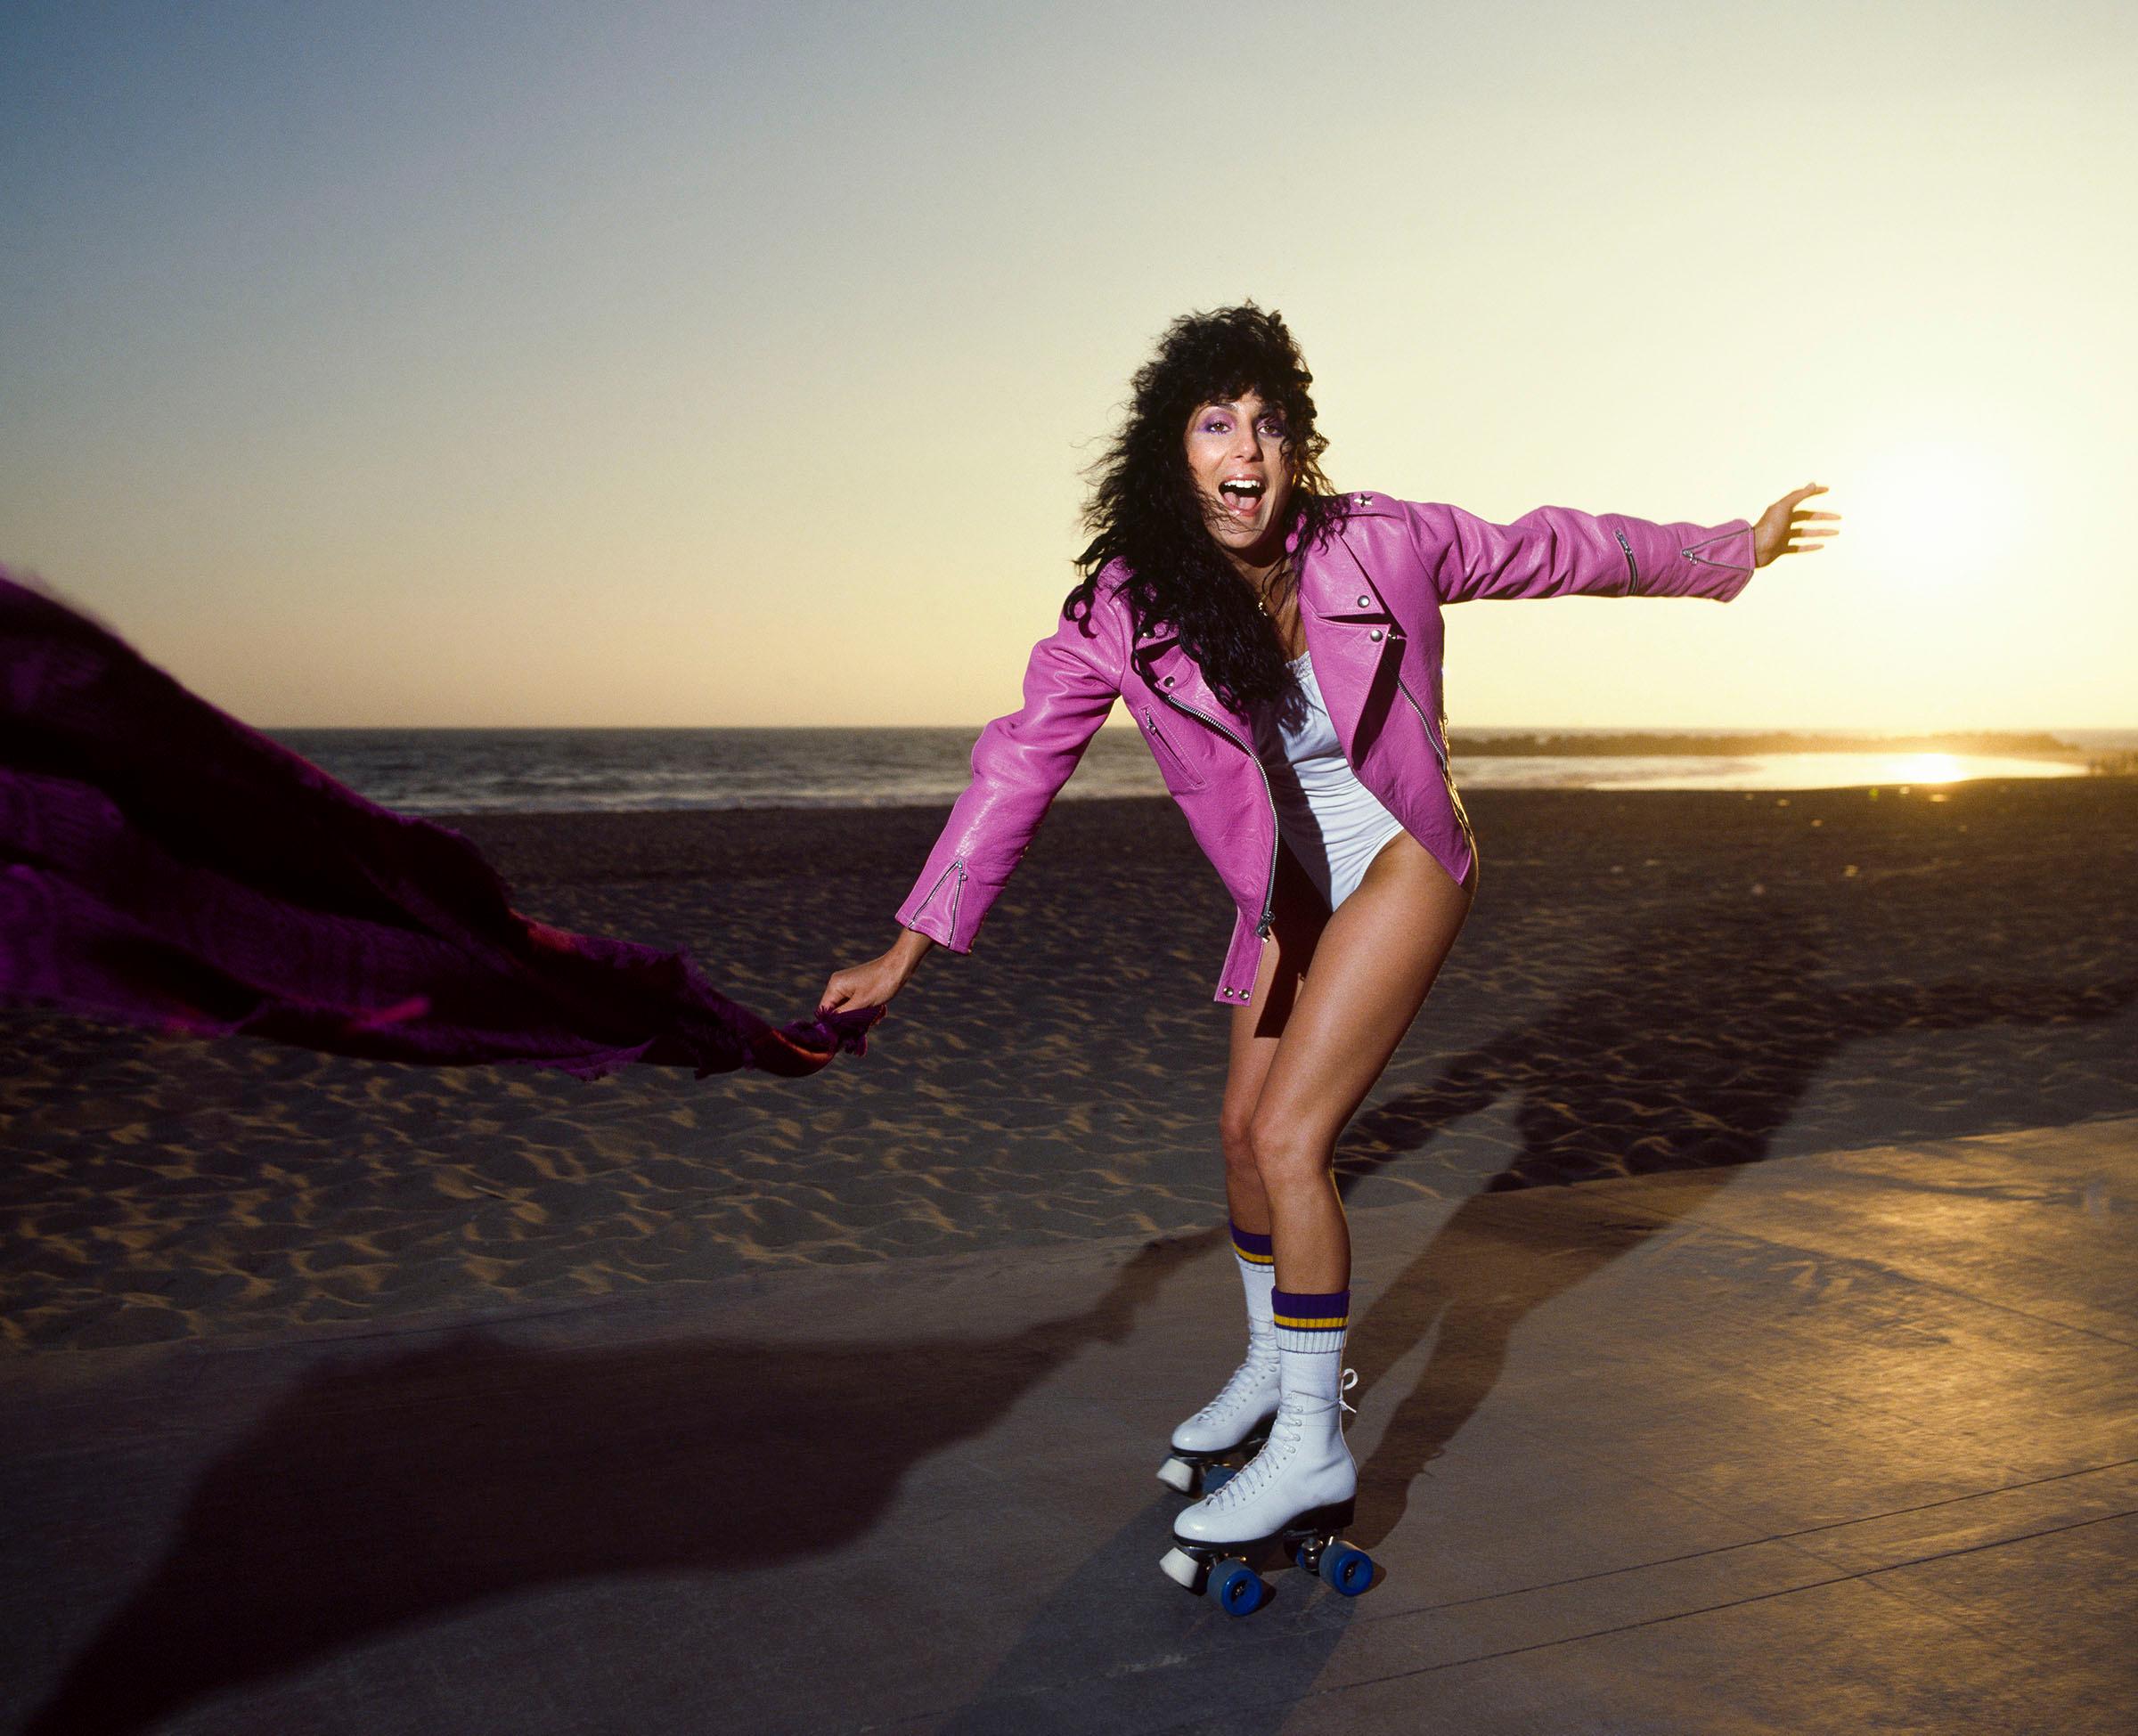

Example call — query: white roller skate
[1159,1368,1373,1615]
[1155,1345,1281,1496]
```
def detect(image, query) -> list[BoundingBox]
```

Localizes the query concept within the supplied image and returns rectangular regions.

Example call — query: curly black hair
[1065,303,1343,713]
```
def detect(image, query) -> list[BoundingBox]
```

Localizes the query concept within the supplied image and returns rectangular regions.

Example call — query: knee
[1247,1107,1328,1194]
[1219,1105,1259,1177]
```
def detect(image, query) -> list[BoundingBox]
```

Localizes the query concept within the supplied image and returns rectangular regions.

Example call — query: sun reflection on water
[1883,752,1963,785]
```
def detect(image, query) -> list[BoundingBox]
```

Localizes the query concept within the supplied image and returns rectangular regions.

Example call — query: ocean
[265,726,2135,818]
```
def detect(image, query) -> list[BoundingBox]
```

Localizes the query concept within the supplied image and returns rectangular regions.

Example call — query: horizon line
[259,722,2138,736]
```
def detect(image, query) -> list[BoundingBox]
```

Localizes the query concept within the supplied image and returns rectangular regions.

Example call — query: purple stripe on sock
[1228,1220,1274,1258]
[1271,1287,1350,1321]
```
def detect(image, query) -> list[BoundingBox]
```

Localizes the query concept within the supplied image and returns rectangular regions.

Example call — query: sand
[4,778,2134,1352]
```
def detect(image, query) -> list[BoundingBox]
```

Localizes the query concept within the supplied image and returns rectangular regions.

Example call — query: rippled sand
[5,782,2134,1350]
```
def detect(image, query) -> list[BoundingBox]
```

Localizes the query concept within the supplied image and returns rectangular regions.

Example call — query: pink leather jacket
[897,492,1757,1004]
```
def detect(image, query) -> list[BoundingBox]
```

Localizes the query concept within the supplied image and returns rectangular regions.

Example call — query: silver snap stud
[1357,594,1371,607]
[1369,628,1384,641]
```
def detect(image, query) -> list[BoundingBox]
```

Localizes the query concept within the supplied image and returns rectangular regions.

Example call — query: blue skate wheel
[1209,1561,1266,1617]
[1319,1544,1373,1596]
[1202,1465,1236,1493]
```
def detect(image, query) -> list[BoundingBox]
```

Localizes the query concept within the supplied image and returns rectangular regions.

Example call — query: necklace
[1253,559,1294,617]
[1254,562,1303,659]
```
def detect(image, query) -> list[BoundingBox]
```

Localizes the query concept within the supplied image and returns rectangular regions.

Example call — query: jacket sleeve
[1399,499,1758,606]
[895,596,1125,952]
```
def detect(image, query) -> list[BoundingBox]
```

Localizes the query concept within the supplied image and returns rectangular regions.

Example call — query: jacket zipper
[1155,688,1280,937]
[1140,705,1204,786]
[1679,526,1756,573]
[917,855,967,942]
[1395,673,1476,854]
[1613,526,1639,595]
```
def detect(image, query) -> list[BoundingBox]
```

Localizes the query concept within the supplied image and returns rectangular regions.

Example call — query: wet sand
[4,778,2134,1352]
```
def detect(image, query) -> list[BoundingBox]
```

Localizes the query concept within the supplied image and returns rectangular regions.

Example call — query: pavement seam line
[1375,1453,2138,1617]
[1303,1506,2138,1702]
[1597,1205,2138,1350]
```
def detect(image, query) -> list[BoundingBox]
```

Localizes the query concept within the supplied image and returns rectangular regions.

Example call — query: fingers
[821,967,900,1016]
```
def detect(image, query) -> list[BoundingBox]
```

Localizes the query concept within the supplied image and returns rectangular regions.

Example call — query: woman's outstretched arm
[1398,483,1838,607]
[1403,498,1755,605]
[818,590,1129,1014]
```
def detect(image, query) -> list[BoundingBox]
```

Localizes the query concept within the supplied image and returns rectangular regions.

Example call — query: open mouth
[1218,477,1265,518]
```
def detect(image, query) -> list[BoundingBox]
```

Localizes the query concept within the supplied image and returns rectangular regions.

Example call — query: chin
[1204,505,1272,549]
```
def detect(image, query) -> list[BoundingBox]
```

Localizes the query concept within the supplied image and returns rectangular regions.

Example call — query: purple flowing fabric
[0,570,880,1079]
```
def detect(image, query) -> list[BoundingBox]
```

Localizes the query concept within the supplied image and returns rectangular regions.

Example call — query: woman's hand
[820,928,934,1015]
[1751,483,1842,566]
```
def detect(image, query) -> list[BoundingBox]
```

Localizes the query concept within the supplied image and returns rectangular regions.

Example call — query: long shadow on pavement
[20,1229,1220,1736]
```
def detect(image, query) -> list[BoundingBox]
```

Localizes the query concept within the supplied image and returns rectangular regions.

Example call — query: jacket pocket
[1141,706,1208,791]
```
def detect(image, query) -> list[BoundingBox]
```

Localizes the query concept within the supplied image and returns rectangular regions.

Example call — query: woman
[820,304,1838,1598]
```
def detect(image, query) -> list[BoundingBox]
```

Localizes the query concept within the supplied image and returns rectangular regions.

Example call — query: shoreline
[262,726,2133,820]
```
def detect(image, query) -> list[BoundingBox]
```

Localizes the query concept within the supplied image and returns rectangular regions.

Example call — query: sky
[3,0,2133,730]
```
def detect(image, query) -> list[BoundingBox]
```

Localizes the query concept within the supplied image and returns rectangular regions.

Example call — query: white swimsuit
[1251,652,1409,909]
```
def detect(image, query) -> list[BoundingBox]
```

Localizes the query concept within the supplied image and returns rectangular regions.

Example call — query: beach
[4,776,2134,1354]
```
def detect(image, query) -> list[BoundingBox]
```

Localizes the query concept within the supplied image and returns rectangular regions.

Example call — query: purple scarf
[0,571,879,1079]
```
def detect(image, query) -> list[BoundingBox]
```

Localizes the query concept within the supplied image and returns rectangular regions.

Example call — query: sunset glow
[1851,443,2021,585]
[2,3,2131,732]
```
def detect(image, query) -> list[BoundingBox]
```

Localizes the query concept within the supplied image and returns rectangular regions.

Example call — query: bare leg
[1219,844,1328,1235]
[1249,834,1473,1293]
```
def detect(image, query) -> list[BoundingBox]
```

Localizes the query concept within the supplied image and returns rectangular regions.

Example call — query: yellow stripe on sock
[1272,1314,1347,1330]
[1233,1247,1274,1265]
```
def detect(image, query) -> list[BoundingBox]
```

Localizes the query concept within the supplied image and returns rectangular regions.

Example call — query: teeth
[1221,479,1263,496]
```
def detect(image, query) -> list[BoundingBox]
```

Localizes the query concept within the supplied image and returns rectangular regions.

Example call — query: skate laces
[1272,1367,1356,1422]
[1200,1367,1359,1513]
[1189,1346,1280,1425]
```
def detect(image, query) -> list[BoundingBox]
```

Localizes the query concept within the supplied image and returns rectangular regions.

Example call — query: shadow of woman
[23,1226,1223,1736]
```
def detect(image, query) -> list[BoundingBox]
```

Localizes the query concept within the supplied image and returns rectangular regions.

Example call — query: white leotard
[1251,652,1409,909]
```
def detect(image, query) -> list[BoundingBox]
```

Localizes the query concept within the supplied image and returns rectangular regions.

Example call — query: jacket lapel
[1301,527,1400,758]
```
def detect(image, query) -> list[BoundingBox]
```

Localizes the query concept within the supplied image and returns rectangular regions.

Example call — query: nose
[1226,420,1260,464]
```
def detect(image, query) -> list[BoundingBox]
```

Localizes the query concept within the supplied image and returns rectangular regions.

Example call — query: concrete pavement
[4,1117,2133,1734]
